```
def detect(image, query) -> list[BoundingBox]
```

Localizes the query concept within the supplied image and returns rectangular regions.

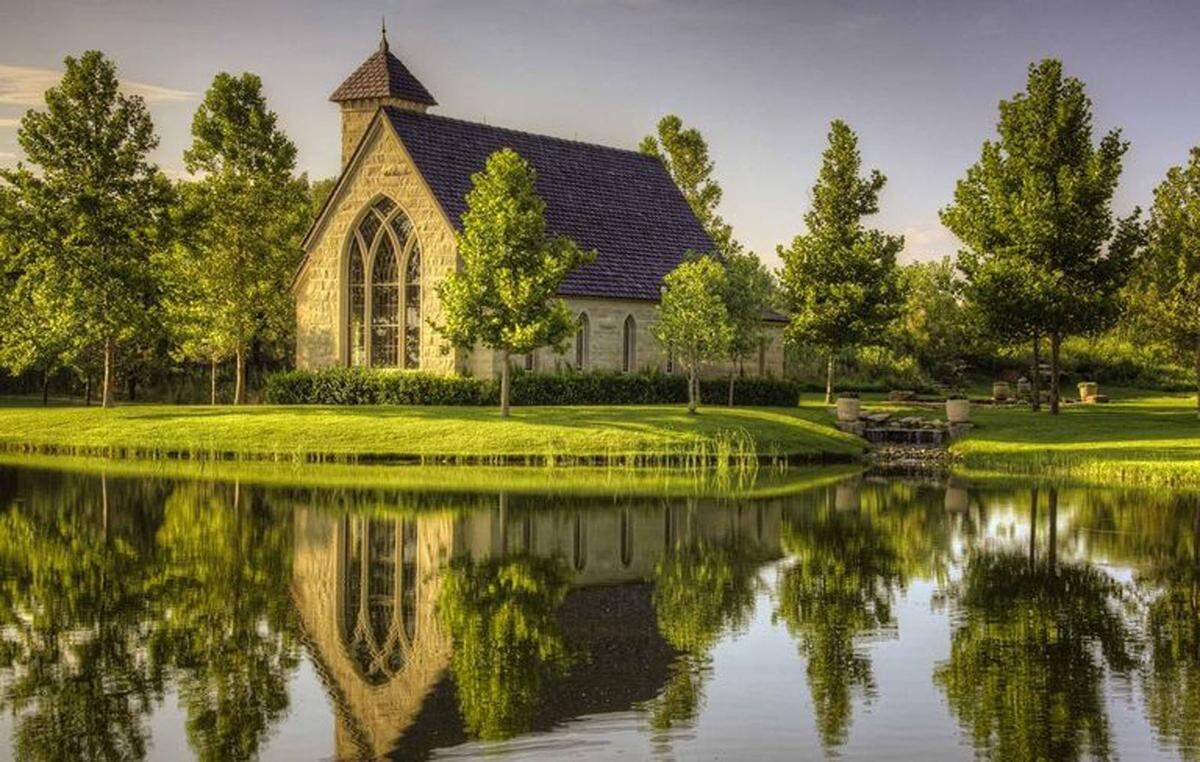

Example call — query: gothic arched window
[341,517,418,686]
[622,315,636,373]
[346,197,421,367]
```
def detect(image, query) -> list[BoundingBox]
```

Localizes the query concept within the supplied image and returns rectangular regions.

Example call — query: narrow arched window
[371,234,400,367]
[758,338,767,375]
[347,197,419,367]
[622,315,636,373]
[575,313,590,369]
[524,352,535,371]
[404,244,421,369]
[348,239,366,366]
[620,509,633,568]
[573,514,587,572]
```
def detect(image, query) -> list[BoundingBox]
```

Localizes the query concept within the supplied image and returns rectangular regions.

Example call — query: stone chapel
[291,30,786,377]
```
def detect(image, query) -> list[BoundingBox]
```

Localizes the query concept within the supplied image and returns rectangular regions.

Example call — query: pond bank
[945,392,1200,489]
[0,401,865,468]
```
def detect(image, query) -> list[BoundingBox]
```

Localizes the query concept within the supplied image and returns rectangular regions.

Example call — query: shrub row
[263,367,802,407]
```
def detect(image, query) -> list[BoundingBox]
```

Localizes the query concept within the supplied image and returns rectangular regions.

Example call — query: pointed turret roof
[329,24,437,106]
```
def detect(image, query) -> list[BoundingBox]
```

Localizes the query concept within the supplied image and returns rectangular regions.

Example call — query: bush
[264,367,801,407]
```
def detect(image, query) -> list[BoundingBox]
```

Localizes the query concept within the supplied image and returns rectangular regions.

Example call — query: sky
[2,0,1200,267]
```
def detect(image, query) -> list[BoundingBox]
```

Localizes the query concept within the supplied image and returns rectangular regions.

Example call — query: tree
[0,188,75,404]
[778,121,903,403]
[1,51,171,407]
[654,257,732,414]
[892,258,989,388]
[178,72,309,404]
[435,148,594,417]
[1135,146,1200,414]
[720,251,775,405]
[641,114,740,256]
[941,59,1137,414]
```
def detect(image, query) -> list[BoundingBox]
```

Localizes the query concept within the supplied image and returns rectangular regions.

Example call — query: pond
[0,463,1198,760]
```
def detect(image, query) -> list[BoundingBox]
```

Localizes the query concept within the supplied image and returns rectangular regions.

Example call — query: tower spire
[380,17,388,53]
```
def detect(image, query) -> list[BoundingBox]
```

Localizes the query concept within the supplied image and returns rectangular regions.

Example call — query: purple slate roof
[383,107,716,301]
[330,42,437,106]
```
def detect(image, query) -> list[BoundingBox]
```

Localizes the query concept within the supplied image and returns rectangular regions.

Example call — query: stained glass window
[348,239,366,366]
[404,245,421,369]
[347,197,420,368]
[371,234,400,367]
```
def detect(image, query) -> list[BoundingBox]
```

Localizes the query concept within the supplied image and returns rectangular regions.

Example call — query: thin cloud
[0,64,194,106]
[0,117,18,128]
[0,151,18,166]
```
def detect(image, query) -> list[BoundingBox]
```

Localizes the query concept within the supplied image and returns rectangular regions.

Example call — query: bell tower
[330,20,437,166]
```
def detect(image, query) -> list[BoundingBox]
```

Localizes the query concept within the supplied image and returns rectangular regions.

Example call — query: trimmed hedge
[264,367,801,407]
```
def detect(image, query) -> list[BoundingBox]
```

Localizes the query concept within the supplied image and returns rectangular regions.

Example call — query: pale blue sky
[2,0,1199,266]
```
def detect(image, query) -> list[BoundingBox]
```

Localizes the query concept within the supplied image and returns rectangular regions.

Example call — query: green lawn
[0,401,865,465]
[944,391,1200,488]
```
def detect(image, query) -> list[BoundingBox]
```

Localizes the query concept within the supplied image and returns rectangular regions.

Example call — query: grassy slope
[0,401,865,463]
[946,391,1200,488]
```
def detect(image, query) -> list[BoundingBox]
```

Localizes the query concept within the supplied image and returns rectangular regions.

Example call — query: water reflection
[1,466,1200,760]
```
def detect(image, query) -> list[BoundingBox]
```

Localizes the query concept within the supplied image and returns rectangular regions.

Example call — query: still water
[0,463,1198,761]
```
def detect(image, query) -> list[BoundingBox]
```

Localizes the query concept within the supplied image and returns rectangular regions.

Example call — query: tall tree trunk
[234,346,245,405]
[687,367,697,414]
[84,376,92,406]
[1049,333,1062,415]
[727,366,735,407]
[211,357,218,406]
[41,368,50,406]
[127,374,137,402]
[824,354,835,405]
[101,337,114,409]
[1030,334,1042,412]
[500,349,511,418]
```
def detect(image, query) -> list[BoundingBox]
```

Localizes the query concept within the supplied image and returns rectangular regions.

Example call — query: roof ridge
[383,106,658,162]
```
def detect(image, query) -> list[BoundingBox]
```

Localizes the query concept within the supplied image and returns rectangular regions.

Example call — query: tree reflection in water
[148,483,298,762]
[0,472,167,761]
[933,488,1136,761]
[641,499,767,733]
[436,554,573,740]
[0,471,297,762]
[772,482,905,750]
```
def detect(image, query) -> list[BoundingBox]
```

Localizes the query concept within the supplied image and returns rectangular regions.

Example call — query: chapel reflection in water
[288,493,786,758]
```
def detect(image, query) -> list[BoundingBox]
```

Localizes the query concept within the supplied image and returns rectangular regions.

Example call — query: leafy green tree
[892,258,989,387]
[778,120,903,403]
[1134,146,1200,413]
[0,191,75,404]
[178,72,310,404]
[640,114,740,256]
[654,257,732,413]
[941,59,1137,414]
[437,554,573,740]
[435,148,595,417]
[0,51,171,407]
[720,251,775,404]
